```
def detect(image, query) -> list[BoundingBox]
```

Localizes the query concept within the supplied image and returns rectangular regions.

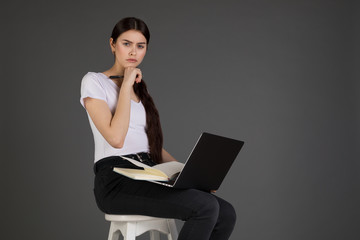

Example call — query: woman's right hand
[122,67,142,87]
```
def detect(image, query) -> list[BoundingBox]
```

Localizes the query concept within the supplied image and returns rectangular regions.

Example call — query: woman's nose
[129,47,136,55]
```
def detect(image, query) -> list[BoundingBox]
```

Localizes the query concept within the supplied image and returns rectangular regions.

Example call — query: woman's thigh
[94,169,218,220]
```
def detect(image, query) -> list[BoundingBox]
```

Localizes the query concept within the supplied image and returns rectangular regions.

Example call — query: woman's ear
[109,38,116,54]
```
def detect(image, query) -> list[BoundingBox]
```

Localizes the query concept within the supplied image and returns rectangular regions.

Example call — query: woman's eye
[123,42,130,46]
[138,45,145,49]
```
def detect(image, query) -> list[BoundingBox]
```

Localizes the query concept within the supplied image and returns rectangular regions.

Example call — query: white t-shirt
[80,72,149,163]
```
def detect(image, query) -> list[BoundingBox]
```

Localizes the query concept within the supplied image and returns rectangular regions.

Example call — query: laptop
[153,132,244,191]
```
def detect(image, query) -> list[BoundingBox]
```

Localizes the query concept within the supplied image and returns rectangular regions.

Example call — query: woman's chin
[123,62,140,68]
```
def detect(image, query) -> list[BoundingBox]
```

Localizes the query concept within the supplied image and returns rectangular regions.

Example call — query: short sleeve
[80,73,107,109]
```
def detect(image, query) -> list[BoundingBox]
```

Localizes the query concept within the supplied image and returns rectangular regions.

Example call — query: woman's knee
[225,202,237,225]
[217,197,237,228]
[191,192,220,221]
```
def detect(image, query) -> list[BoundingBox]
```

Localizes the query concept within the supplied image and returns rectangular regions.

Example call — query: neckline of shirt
[97,72,142,104]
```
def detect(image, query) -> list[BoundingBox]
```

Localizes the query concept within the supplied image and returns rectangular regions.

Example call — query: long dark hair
[111,17,163,163]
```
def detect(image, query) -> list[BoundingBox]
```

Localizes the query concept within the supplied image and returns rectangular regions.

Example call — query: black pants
[94,156,236,240]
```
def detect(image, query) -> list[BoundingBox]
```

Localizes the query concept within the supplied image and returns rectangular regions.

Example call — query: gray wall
[2,0,359,239]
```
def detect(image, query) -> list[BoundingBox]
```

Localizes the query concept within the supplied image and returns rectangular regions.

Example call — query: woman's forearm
[109,85,132,148]
[161,148,178,162]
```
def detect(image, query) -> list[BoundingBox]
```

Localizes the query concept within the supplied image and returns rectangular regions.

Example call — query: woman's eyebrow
[121,39,146,44]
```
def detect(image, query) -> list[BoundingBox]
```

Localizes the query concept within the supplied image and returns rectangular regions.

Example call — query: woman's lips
[126,59,137,62]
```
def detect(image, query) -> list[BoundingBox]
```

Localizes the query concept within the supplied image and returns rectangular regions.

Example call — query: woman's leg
[209,195,237,240]
[94,167,236,240]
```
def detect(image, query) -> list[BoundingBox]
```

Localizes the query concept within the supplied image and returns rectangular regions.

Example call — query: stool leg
[149,230,161,240]
[108,222,121,240]
[167,219,178,240]
[111,231,120,240]
[123,222,136,240]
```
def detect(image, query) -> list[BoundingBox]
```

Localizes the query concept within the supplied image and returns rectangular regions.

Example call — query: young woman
[80,17,236,240]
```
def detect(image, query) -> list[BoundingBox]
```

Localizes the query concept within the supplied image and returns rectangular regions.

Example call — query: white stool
[105,214,178,240]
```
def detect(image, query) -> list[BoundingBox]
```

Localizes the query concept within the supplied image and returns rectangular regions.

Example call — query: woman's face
[110,29,147,68]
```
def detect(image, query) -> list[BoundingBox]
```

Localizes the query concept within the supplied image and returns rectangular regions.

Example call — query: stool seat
[105,214,160,222]
[105,214,178,240]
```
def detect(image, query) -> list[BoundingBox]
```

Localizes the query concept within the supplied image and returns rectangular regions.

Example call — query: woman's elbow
[109,137,125,149]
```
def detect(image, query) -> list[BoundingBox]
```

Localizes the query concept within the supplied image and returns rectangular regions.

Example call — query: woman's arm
[161,148,178,163]
[84,67,142,148]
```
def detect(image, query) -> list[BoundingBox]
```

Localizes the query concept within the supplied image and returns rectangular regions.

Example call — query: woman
[80,17,236,240]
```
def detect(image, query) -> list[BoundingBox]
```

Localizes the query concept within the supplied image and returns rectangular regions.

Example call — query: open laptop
[153,132,244,191]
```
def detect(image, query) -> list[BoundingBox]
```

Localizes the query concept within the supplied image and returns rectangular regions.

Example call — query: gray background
[2,0,359,239]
